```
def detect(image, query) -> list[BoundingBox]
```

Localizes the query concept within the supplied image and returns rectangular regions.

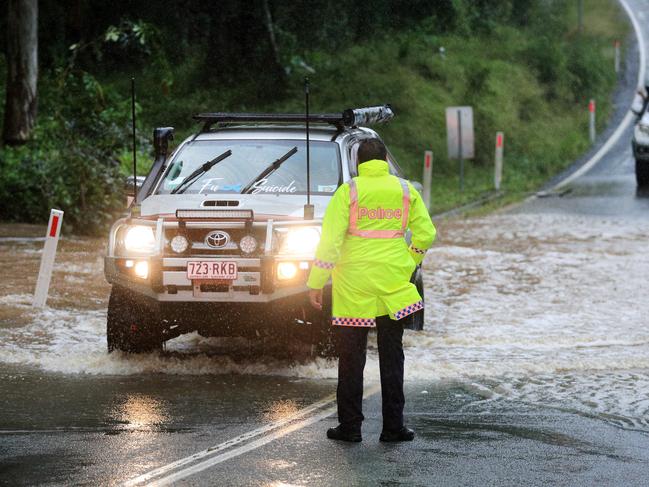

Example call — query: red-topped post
[33,209,64,307]
[589,99,596,143]
[494,132,504,191]
[422,150,433,210]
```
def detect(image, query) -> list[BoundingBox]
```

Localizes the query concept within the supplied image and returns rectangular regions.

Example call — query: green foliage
[567,37,617,103]
[0,0,629,229]
[0,69,146,234]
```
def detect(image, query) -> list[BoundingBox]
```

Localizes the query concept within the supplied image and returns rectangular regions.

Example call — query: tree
[261,0,286,85]
[3,0,38,145]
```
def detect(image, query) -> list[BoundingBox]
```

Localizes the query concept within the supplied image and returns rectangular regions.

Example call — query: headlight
[123,226,157,254]
[282,227,321,254]
[639,123,649,136]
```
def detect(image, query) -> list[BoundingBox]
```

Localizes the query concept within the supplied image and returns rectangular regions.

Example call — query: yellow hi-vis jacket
[307,159,436,327]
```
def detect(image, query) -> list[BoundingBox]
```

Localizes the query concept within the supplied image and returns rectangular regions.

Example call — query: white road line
[550,0,646,190]
[123,392,336,486]
[124,384,380,486]
[150,403,339,486]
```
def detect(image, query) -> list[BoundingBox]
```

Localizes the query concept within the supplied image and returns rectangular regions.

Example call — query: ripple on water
[1,214,649,428]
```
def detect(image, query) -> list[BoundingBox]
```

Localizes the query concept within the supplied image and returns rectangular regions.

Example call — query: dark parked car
[631,87,649,187]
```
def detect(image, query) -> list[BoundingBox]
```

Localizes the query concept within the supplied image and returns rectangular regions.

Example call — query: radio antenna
[131,78,138,204]
[303,77,314,220]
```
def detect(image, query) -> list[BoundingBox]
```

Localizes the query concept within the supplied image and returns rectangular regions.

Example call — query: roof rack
[192,105,394,133]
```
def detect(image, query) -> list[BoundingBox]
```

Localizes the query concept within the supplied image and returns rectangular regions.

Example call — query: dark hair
[357,138,387,164]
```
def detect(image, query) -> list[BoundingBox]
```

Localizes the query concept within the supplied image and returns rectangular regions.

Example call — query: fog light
[239,235,258,254]
[170,234,189,254]
[277,262,298,280]
[134,261,149,279]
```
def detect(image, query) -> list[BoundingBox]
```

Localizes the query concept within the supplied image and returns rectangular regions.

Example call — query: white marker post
[422,150,433,211]
[614,39,621,74]
[494,132,504,191]
[589,99,596,143]
[33,209,64,308]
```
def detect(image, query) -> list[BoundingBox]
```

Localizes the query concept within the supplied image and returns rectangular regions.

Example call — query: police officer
[307,138,436,442]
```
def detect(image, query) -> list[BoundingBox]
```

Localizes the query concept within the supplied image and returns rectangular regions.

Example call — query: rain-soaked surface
[3,212,649,417]
[4,0,649,480]
[3,174,649,484]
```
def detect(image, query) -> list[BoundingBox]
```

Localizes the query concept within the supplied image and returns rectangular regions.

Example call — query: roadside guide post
[446,106,475,193]
[589,99,596,143]
[457,110,464,191]
[494,132,504,191]
[422,150,433,210]
[614,39,621,74]
[33,209,64,308]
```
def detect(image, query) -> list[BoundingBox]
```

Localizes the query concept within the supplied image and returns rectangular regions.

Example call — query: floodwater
[2,211,648,432]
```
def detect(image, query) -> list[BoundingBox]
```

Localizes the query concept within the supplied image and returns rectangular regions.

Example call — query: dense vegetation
[0,0,627,233]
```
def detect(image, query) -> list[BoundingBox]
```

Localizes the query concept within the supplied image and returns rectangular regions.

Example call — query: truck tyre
[107,286,163,353]
[636,159,649,187]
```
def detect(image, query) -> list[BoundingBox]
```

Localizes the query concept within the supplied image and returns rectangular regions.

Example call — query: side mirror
[410,181,424,195]
[125,175,146,206]
[153,127,175,160]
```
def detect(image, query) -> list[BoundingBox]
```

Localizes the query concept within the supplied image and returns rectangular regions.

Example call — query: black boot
[380,426,414,442]
[327,425,362,442]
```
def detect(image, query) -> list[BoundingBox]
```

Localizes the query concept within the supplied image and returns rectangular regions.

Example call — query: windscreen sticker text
[199,178,243,194]
[250,179,297,194]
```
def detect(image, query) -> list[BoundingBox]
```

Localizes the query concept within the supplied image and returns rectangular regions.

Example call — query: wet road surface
[3,1,649,485]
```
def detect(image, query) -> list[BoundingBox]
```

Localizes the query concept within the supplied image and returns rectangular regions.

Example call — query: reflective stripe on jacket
[307,159,436,326]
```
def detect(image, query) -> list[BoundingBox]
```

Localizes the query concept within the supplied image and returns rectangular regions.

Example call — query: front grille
[164,227,265,257]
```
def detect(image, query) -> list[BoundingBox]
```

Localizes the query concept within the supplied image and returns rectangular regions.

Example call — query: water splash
[1,214,649,428]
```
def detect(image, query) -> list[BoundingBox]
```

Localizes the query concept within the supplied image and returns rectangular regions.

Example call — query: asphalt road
[3,368,649,487]
[3,1,649,486]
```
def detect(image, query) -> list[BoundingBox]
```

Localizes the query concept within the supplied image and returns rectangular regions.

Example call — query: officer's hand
[309,288,323,310]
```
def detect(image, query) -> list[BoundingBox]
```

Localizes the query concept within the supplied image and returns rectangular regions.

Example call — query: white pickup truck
[104,107,425,353]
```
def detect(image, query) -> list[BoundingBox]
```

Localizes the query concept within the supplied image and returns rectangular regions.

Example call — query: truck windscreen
[157,140,341,195]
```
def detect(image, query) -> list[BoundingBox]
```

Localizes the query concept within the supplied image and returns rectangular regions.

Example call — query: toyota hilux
[104,106,426,354]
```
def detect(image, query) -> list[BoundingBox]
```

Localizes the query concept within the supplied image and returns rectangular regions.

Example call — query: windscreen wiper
[240,147,298,194]
[171,149,233,195]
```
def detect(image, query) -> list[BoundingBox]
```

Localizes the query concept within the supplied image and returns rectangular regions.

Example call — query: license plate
[187,261,238,280]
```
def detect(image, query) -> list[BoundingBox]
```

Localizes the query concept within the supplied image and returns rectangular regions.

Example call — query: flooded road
[2,194,649,485]
[5,213,648,383]
[4,0,649,481]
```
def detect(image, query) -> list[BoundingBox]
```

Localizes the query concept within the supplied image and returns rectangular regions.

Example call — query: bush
[0,69,143,234]
[567,37,616,103]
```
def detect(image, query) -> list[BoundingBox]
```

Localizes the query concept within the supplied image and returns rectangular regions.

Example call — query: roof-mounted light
[342,105,394,127]
[192,105,394,132]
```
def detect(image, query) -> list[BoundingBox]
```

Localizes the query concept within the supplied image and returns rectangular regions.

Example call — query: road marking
[123,392,336,486]
[124,384,380,486]
[549,0,646,190]
[150,403,338,486]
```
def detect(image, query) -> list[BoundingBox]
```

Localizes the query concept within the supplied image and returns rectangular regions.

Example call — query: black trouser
[335,315,405,432]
